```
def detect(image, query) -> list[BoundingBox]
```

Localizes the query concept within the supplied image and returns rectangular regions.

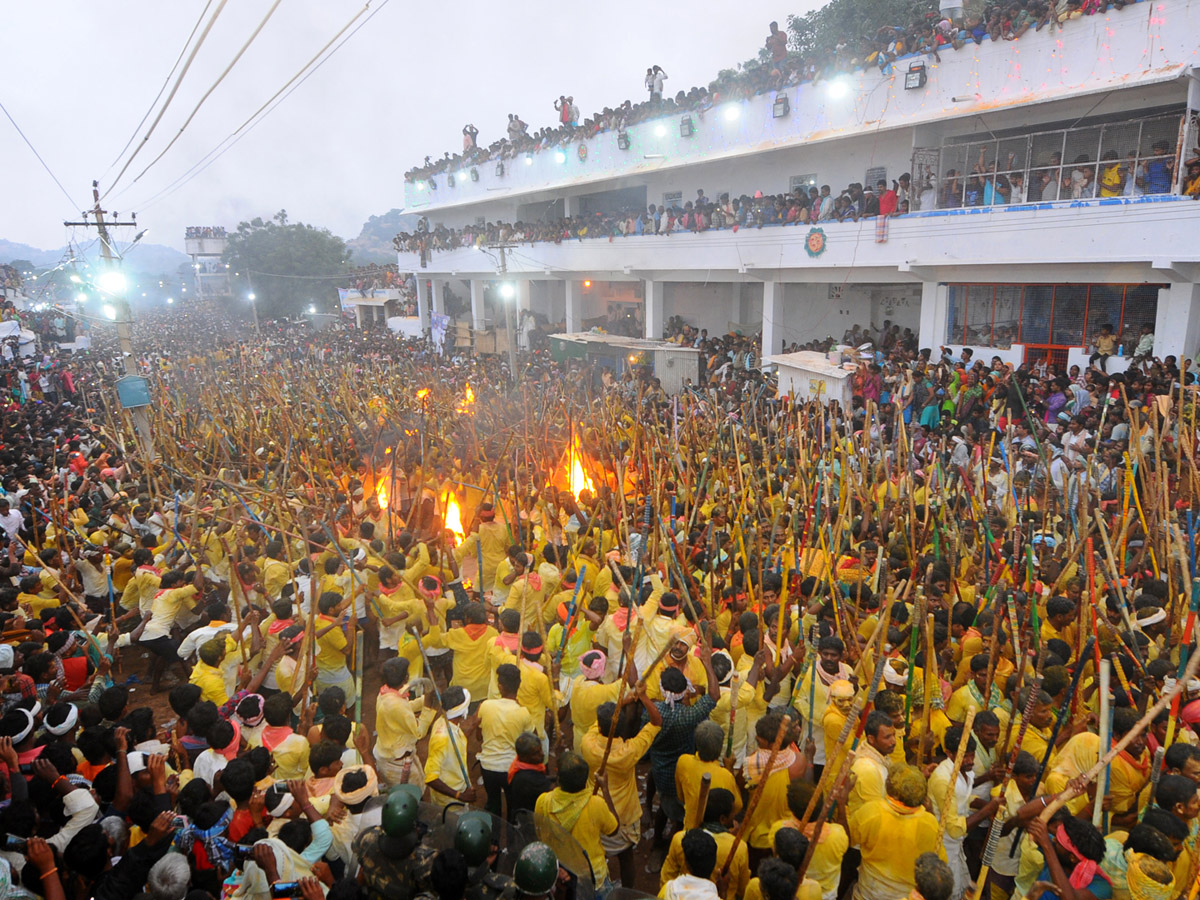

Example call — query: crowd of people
[404,2,1155,185]
[0,290,1196,900]
[185,227,227,240]
[394,177,928,261]
[0,266,22,297]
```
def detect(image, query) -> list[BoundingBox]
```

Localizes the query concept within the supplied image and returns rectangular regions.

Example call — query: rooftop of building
[401,0,1197,215]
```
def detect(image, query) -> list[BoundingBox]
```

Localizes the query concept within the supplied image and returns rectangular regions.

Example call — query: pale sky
[2,1,818,255]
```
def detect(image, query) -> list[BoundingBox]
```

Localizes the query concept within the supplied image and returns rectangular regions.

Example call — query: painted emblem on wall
[805,227,827,258]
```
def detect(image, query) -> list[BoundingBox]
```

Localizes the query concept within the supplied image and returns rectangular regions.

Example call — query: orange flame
[376,479,389,510]
[444,491,464,542]
[416,388,430,401]
[567,435,595,499]
[456,383,475,414]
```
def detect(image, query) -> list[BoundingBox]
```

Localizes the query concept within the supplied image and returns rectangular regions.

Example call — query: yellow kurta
[674,754,743,831]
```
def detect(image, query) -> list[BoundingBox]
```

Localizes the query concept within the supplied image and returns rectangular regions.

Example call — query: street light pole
[248,292,260,333]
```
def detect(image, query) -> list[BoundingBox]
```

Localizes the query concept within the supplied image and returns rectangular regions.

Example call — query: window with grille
[945,283,1164,352]
[864,166,887,189]
[790,174,818,192]
[663,191,683,209]
[935,112,1183,208]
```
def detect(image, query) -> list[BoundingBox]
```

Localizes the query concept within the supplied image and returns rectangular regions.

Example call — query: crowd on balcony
[403,1,1153,184]
[394,174,932,260]
[184,226,226,239]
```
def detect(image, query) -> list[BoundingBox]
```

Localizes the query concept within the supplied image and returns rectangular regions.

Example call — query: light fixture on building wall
[680,116,694,138]
[495,161,505,177]
[470,168,479,182]
[773,94,790,118]
[428,178,437,191]
[617,131,631,150]
[904,62,927,90]
[448,174,456,188]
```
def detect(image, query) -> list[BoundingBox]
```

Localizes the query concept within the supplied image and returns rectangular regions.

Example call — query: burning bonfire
[455,383,475,414]
[443,490,465,543]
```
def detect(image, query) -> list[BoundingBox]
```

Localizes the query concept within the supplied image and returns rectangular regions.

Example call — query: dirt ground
[120,646,666,894]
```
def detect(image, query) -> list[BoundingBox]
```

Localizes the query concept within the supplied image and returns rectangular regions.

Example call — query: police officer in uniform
[353,783,436,899]
[455,811,516,900]
[513,843,561,900]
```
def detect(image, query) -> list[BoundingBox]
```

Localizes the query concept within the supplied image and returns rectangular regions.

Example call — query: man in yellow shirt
[821,679,857,774]
[118,548,161,615]
[676,720,743,831]
[850,764,946,900]
[425,600,497,703]
[659,788,750,900]
[374,656,436,788]
[848,710,896,820]
[570,650,621,748]
[1109,706,1151,827]
[138,568,203,692]
[189,637,231,706]
[314,591,357,706]
[534,751,619,893]
[476,663,533,819]
[581,685,662,889]
[425,685,474,806]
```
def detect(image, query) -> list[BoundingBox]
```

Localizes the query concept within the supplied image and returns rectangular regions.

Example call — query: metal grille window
[945,283,1164,351]
[790,174,818,192]
[937,112,1183,208]
[864,166,887,189]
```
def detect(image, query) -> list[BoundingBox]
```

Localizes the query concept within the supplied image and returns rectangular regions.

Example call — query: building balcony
[395,194,1200,285]
[401,0,1199,214]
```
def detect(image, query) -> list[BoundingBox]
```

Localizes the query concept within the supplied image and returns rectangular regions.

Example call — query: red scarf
[508,759,546,783]
[464,623,490,641]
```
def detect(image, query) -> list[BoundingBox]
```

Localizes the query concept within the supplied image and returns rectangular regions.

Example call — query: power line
[105,0,230,198]
[100,0,216,182]
[0,97,80,212]
[125,0,286,193]
[130,0,384,213]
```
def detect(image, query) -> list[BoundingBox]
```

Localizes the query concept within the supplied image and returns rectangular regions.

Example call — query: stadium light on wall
[679,116,694,138]
[617,131,631,151]
[654,124,667,138]
[554,150,567,165]
[495,161,505,177]
[470,168,480,182]
[524,154,534,166]
[722,104,740,122]
[448,174,456,187]
[773,94,790,118]
[904,62,927,90]
[428,178,437,191]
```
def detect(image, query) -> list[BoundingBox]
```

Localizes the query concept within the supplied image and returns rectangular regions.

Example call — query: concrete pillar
[516,279,532,313]
[645,279,664,339]
[917,281,947,352]
[415,277,430,328]
[1157,283,1199,363]
[430,278,445,316]
[354,305,364,329]
[470,279,486,330]
[563,196,575,217]
[730,283,745,327]
[762,280,783,356]
[565,281,581,333]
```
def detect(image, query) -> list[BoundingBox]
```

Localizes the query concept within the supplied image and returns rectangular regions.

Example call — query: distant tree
[786,0,935,56]
[222,210,348,318]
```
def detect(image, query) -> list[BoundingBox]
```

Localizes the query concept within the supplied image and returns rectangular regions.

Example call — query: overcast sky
[3,1,819,256]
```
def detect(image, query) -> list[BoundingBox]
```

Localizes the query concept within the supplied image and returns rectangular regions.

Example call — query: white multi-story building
[366,0,1200,371]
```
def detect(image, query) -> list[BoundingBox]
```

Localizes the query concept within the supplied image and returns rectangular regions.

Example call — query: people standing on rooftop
[766,22,788,62]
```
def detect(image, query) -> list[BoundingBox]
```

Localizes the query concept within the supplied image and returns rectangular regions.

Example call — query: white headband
[1137,609,1167,628]
[10,710,33,744]
[446,689,471,720]
[44,705,78,736]
[267,792,294,818]
[883,663,907,686]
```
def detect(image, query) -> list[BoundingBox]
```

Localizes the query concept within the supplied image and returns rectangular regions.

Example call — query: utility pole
[65,181,156,461]
[488,242,519,383]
